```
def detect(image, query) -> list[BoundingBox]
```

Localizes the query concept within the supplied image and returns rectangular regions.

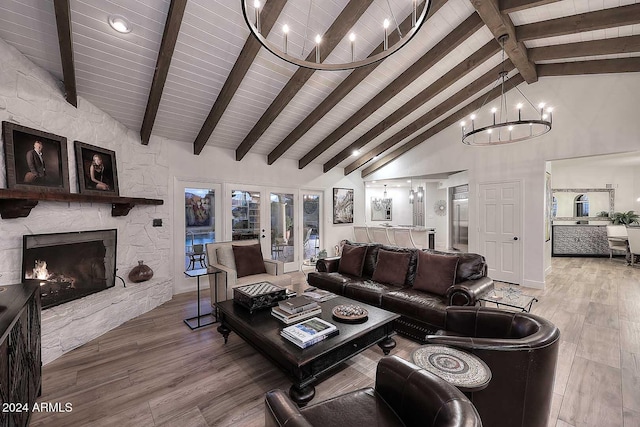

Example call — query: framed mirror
[551,188,615,221]
[371,197,392,221]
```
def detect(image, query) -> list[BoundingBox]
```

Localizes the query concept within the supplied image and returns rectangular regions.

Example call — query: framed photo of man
[2,122,70,193]
[74,141,119,196]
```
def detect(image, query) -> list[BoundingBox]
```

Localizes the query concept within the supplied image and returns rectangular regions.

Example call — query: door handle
[261,235,265,238]
[513,237,519,240]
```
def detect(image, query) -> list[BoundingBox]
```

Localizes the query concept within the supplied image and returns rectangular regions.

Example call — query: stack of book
[271,296,321,324]
[303,288,337,302]
[280,317,339,349]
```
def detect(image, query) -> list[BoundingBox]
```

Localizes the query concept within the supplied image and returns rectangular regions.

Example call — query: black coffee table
[216,296,399,406]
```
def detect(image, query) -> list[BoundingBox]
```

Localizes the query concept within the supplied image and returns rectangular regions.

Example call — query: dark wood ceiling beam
[235,0,375,161]
[499,0,562,14]
[361,74,525,177]
[298,12,484,169]
[538,57,640,77]
[53,0,77,107]
[529,35,640,62]
[193,0,288,155]
[346,60,514,175]
[267,0,444,165]
[516,4,640,42]
[140,0,187,145]
[328,40,501,173]
[470,0,537,84]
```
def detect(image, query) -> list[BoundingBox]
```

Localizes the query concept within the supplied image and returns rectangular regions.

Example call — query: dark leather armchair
[265,355,482,427]
[427,307,560,427]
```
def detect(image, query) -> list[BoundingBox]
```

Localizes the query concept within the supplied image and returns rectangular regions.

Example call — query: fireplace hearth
[22,229,117,309]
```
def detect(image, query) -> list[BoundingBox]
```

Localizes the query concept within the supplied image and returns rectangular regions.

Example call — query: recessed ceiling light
[108,15,132,34]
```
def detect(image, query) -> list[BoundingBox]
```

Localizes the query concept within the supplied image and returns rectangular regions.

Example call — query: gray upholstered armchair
[265,355,482,427]
[205,240,292,305]
[427,306,560,427]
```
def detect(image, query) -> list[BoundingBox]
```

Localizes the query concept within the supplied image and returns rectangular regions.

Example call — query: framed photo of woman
[74,141,119,196]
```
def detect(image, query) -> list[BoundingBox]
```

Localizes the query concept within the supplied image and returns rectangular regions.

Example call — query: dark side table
[183,266,222,330]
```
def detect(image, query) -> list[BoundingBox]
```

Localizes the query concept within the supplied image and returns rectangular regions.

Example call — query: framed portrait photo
[333,187,354,224]
[2,122,70,193]
[74,141,119,196]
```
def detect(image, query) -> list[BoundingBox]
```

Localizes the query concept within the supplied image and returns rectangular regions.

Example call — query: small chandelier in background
[242,0,431,71]
[372,184,392,211]
[409,178,415,204]
[460,35,553,146]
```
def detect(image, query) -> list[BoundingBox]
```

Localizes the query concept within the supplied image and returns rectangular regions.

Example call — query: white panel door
[478,181,521,284]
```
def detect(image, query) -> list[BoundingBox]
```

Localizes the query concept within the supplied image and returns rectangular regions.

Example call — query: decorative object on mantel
[74,141,120,196]
[128,260,154,283]
[434,200,446,216]
[2,121,70,193]
[242,0,431,71]
[0,188,163,219]
[460,35,553,146]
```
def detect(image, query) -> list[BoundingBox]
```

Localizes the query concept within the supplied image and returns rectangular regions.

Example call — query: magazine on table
[303,288,337,302]
[271,306,322,324]
[281,317,337,343]
[281,328,339,349]
[278,296,319,314]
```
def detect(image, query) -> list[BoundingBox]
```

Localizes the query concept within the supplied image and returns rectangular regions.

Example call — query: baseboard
[522,278,545,290]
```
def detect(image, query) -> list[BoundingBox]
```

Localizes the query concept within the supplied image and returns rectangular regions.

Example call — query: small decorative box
[233,282,287,313]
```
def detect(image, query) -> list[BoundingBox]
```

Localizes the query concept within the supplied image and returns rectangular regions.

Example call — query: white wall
[0,39,173,363]
[367,73,640,288]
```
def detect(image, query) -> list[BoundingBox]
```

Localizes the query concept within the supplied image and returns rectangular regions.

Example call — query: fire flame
[30,260,50,280]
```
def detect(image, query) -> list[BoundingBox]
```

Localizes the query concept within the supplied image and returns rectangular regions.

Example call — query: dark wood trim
[53,0,77,107]
[361,74,525,177]
[499,0,562,14]
[470,0,537,84]
[329,40,501,173]
[140,0,188,145]
[298,12,484,170]
[234,0,375,161]
[516,4,640,42]
[347,60,514,175]
[266,0,445,165]
[0,189,163,219]
[193,0,288,155]
[538,57,640,77]
[529,35,640,62]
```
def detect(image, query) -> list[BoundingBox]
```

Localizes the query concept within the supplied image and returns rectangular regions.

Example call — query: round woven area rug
[411,345,490,390]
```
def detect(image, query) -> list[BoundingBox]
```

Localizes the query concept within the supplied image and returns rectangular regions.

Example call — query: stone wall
[0,39,173,364]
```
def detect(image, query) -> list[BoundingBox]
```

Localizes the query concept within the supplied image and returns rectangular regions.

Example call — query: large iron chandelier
[242,0,431,71]
[460,35,553,146]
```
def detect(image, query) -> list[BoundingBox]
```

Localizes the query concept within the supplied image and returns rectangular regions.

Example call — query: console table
[0,283,42,427]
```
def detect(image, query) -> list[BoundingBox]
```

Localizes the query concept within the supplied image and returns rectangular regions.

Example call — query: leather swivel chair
[265,355,482,427]
[427,306,560,427]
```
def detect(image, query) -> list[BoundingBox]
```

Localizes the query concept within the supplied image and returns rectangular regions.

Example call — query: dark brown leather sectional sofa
[307,243,494,341]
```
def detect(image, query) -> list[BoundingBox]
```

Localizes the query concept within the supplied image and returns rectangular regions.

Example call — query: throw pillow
[232,244,267,278]
[216,246,236,270]
[338,244,368,277]
[413,251,459,296]
[371,249,411,286]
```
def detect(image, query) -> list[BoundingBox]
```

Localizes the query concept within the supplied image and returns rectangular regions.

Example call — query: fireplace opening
[22,229,117,309]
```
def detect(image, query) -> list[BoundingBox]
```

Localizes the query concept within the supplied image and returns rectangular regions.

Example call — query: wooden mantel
[0,189,164,219]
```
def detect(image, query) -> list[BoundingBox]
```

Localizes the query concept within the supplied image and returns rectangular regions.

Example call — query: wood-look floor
[32,257,640,427]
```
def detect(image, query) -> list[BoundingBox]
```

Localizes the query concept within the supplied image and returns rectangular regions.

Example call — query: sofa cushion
[379,245,419,285]
[232,243,267,278]
[413,252,459,296]
[345,241,381,278]
[382,289,448,329]
[307,272,352,295]
[344,280,405,306]
[216,246,237,270]
[338,244,367,277]
[372,249,412,286]
[424,249,486,283]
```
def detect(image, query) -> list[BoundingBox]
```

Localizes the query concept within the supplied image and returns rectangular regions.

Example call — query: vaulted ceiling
[1,0,639,178]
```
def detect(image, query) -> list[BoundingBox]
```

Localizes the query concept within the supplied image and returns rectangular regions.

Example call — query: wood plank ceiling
[0,0,639,177]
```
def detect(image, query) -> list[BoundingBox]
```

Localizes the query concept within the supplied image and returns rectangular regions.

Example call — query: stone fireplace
[22,229,117,309]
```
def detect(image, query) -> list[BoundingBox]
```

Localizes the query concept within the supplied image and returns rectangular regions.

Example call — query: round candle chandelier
[242,0,431,71]
[460,35,553,146]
